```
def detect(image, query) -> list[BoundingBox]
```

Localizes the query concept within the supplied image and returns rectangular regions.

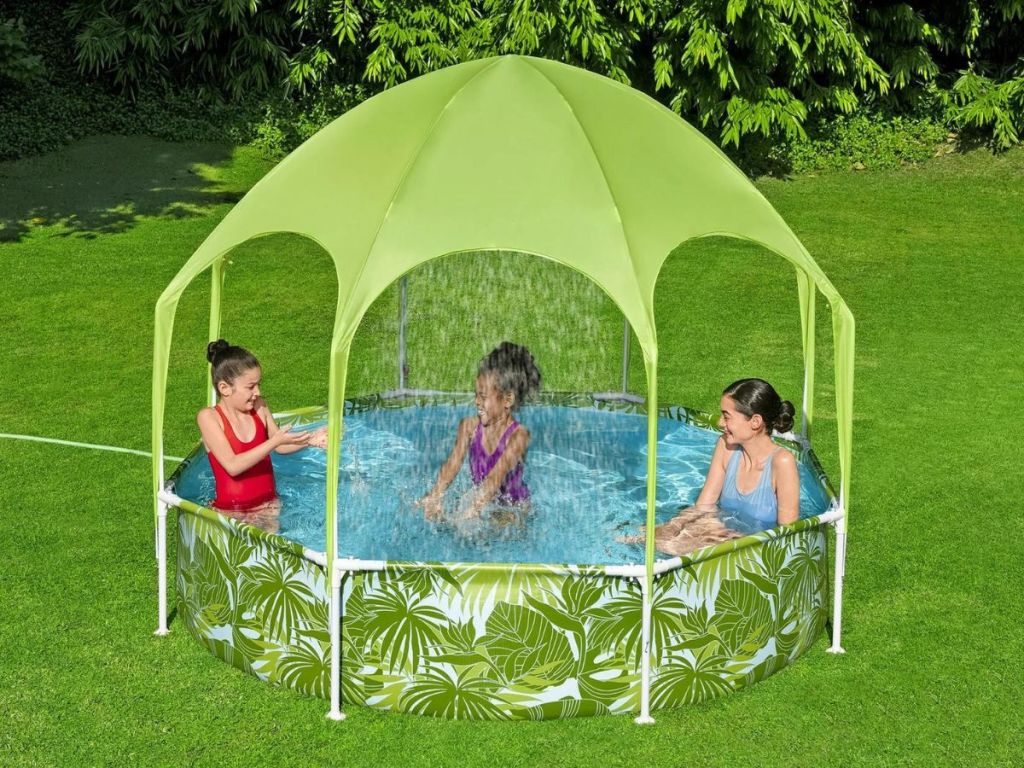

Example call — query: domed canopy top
[155,54,849,354]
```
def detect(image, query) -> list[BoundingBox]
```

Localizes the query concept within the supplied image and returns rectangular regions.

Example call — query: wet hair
[478,342,541,410]
[206,339,260,387]
[722,378,795,434]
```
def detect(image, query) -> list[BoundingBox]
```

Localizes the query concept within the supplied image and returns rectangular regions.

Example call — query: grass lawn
[1,134,1022,766]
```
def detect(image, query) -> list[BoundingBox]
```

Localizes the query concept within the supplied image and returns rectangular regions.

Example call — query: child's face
[218,366,262,412]
[475,373,513,426]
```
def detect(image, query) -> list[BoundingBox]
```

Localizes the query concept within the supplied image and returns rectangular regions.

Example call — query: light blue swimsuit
[719,448,781,533]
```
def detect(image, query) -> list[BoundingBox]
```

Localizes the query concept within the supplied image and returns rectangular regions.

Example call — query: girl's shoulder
[772,447,797,470]
[456,415,479,441]
[197,405,221,426]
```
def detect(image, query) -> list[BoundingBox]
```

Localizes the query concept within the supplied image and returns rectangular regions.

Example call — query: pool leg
[827,524,847,654]
[327,565,346,721]
[634,575,656,725]
[154,500,170,637]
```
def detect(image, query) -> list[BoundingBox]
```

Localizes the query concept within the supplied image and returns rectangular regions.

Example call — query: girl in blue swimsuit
[651,378,800,556]
[417,342,541,521]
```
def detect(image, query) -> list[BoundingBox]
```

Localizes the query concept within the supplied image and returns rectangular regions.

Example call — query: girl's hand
[459,494,486,521]
[273,425,311,449]
[306,426,329,449]
[416,492,444,521]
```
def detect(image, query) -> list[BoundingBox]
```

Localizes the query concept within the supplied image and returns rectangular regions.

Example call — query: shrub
[772,110,950,174]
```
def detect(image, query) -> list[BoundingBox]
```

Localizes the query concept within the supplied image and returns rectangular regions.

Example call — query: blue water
[173,405,831,565]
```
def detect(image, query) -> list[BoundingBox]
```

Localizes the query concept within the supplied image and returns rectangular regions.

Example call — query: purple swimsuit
[469,419,530,504]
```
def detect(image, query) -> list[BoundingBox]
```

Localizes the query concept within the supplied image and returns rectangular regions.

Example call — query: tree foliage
[0,17,44,87]
[47,0,1024,150]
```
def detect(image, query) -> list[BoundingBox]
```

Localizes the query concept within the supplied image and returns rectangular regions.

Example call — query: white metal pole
[327,564,346,721]
[827,510,847,654]
[154,499,170,636]
[154,439,170,637]
[635,575,655,725]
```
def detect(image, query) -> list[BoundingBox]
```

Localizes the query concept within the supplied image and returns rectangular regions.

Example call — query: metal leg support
[154,501,170,636]
[827,526,847,654]
[327,566,347,721]
[634,575,655,725]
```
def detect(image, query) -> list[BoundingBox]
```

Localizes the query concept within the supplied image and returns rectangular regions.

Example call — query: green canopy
[153,54,853,601]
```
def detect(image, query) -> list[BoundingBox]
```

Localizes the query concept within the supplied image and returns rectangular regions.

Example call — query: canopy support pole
[208,257,226,406]
[327,564,348,720]
[154,494,170,636]
[398,276,408,390]
[325,336,351,721]
[796,269,816,441]
[634,573,655,724]
[621,319,630,394]
[827,500,848,654]
[637,353,657,725]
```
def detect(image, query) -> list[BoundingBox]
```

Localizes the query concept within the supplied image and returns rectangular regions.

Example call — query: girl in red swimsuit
[196,339,325,532]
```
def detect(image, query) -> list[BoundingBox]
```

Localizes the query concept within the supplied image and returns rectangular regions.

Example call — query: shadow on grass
[0,135,244,243]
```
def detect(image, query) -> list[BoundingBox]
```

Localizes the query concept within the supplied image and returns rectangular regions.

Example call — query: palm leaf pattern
[239,558,319,643]
[400,667,509,720]
[650,647,734,707]
[274,636,330,698]
[480,601,576,690]
[359,583,447,673]
[174,503,829,719]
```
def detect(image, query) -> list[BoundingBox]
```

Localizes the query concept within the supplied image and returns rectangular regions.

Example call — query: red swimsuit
[208,405,277,511]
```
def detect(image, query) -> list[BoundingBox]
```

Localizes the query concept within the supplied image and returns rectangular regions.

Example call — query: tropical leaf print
[480,601,575,690]
[736,653,788,688]
[399,667,509,719]
[239,558,318,643]
[683,542,762,600]
[519,698,612,720]
[651,647,733,707]
[392,565,463,601]
[713,579,774,660]
[447,562,562,615]
[175,498,829,718]
[576,656,635,704]
[360,583,447,673]
[587,579,686,665]
[779,536,825,614]
[274,636,330,698]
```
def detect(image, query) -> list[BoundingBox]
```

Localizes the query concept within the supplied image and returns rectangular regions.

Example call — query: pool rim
[165,389,839,572]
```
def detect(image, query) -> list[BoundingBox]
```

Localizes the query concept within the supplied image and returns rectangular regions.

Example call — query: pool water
[174,405,831,564]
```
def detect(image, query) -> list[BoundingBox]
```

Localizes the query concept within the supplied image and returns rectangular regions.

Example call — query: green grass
[2,135,1023,766]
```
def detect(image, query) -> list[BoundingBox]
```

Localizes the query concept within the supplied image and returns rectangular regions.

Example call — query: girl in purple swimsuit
[417,342,541,521]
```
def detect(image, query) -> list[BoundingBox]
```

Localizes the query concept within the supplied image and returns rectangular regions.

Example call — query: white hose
[0,433,184,462]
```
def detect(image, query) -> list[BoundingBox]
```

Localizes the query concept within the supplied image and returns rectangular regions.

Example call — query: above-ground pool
[166,393,837,719]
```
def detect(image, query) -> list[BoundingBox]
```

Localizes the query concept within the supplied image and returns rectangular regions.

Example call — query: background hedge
[1,1,1021,167]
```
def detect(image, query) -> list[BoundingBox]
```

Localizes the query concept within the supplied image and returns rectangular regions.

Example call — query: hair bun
[206,339,230,364]
[774,401,796,434]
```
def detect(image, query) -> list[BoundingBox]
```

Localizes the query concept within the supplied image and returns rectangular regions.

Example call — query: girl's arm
[198,406,307,477]
[261,402,313,455]
[693,436,732,508]
[773,450,800,525]
[468,426,530,514]
[417,417,475,516]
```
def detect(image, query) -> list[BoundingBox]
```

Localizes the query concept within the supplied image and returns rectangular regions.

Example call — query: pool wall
[175,502,828,719]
